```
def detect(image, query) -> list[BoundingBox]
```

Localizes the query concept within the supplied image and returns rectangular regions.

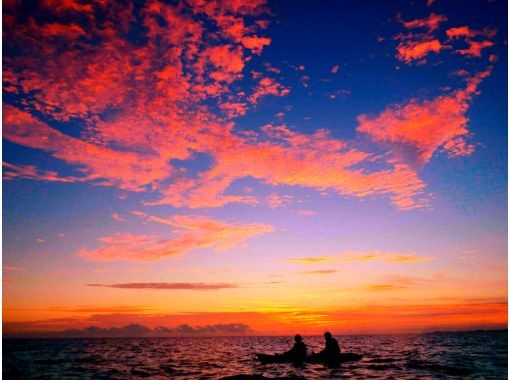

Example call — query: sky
[2,0,508,337]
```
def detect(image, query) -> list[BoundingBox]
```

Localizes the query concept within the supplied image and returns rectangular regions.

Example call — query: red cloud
[396,38,443,64]
[77,213,274,262]
[4,0,472,214]
[3,162,80,183]
[402,13,447,32]
[148,124,428,210]
[3,105,172,191]
[241,36,271,54]
[357,70,491,167]
[248,77,290,104]
[446,26,497,57]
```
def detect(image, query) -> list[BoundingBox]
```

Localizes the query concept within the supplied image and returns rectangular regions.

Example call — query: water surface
[3,330,507,379]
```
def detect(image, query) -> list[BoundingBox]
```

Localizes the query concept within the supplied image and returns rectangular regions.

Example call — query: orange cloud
[361,284,408,291]
[248,77,290,104]
[357,69,491,167]
[456,40,494,57]
[87,283,239,290]
[241,36,271,54]
[401,13,447,32]
[77,214,274,262]
[299,270,338,275]
[288,251,435,264]
[396,38,443,64]
[446,26,497,57]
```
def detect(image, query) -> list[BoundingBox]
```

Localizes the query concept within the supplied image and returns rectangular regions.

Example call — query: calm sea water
[3,331,507,379]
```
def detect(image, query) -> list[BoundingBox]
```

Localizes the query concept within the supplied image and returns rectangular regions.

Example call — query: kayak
[256,352,363,364]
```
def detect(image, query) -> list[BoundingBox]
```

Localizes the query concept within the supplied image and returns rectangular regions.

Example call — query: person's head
[294,334,302,343]
[324,331,332,340]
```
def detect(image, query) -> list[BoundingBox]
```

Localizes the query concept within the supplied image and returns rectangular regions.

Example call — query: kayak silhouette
[256,352,363,364]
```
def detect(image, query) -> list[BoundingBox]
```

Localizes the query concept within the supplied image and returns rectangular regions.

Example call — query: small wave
[130,367,154,377]
[407,359,473,376]
[220,375,306,380]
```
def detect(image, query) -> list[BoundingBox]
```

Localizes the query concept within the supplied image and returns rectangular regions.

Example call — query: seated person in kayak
[283,334,307,361]
[319,332,340,361]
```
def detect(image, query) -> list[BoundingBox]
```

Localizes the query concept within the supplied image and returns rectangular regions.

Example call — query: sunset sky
[3,0,507,336]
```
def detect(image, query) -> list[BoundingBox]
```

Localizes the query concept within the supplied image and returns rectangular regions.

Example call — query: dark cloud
[4,323,253,338]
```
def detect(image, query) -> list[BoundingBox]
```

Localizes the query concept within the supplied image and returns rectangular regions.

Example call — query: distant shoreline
[3,329,507,340]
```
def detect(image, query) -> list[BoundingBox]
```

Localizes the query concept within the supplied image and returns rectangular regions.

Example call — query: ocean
[3,330,507,379]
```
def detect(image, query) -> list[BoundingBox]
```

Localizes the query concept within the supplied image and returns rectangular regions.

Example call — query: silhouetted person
[283,334,307,361]
[319,331,340,363]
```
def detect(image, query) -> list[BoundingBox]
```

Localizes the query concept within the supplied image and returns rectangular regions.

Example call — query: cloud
[2,0,435,212]
[4,301,506,336]
[393,13,448,64]
[401,13,447,32]
[446,26,497,57]
[110,213,124,222]
[294,210,316,217]
[3,0,494,217]
[77,213,273,261]
[148,124,428,210]
[394,16,496,64]
[4,322,253,338]
[3,162,82,183]
[5,306,152,313]
[288,256,335,264]
[288,251,435,264]
[3,105,172,192]
[357,69,491,167]
[361,284,408,291]
[266,193,295,208]
[248,77,290,104]
[396,38,443,64]
[86,282,239,290]
[299,270,338,275]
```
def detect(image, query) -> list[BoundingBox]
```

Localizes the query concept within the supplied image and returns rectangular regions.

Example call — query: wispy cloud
[86,283,239,290]
[299,270,338,275]
[77,213,273,262]
[357,69,491,169]
[288,251,435,264]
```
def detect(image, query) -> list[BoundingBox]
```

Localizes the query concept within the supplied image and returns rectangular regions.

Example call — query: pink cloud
[3,105,172,192]
[149,124,428,210]
[294,210,316,217]
[3,162,81,183]
[266,193,295,208]
[77,213,274,262]
[110,213,124,222]
[248,77,290,104]
[357,70,491,167]
[446,26,497,57]
[87,283,239,290]
[3,0,470,215]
